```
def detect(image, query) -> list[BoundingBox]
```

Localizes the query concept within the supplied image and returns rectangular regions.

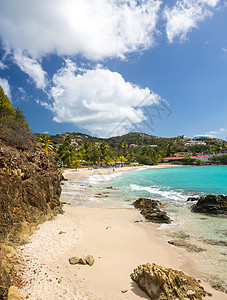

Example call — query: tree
[14,107,29,129]
[58,144,76,166]
[83,141,92,162]
[119,155,127,166]
[39,134,54,154]
[100,141,109,160]
[0,86,14,120]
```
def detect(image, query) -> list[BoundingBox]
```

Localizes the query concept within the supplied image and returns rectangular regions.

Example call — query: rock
[191,194,227,215]
[132,198,171,224]
[121,290,128,293]
[69,255,95,266]
[79,257,87,265]
[8,286,23,300]
[211,283,227,293]
[0,127,63,299]
[203,239,227,246]
[85,255,95,266]
[168,240,205,252]
[187,197,199,202]
[69,257,80,265]
[59,231,66,234]
[131,263,212,300]
[167,231,190,239]
[0,266,10,300]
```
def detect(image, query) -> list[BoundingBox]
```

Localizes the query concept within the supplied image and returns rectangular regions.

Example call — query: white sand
[19,166,227,300]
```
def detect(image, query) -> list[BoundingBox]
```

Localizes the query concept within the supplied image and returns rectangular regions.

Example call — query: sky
[0,0,227,139]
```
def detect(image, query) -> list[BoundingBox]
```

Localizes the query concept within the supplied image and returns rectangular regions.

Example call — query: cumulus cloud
[14,52,47,89]
[0,0,161,60]
[48,59,162,137]
[164,0,220,42]
[0,77,11,98]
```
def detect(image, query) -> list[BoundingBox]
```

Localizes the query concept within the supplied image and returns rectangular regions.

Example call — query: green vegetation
[39,134,54,154]
[0,86,32,149]
[210,154,227,165]
[34,131,227,167]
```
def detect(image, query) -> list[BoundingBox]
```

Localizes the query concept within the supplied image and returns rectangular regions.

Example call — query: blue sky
[0,0,227,139]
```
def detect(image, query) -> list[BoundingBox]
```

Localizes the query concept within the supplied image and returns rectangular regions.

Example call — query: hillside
[0,87,63,299]
[34,131,227,167]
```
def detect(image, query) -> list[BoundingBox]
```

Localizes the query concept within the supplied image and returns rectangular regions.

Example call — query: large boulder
[190,194,227,215]
[131,263,212,300]
[132,198,171,224]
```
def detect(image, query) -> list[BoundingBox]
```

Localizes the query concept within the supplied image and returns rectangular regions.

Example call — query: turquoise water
[63,166,227,292]
[109,166,227,292]
[111,165,227,201]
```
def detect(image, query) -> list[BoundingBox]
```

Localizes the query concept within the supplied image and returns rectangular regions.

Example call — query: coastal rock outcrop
[0,144,63,245]
[132,198,171,224]
[203,239,227,247]
[168,240,205,252]
[131,263,212,300]
[190,194,227,215]
[0,135,63,298]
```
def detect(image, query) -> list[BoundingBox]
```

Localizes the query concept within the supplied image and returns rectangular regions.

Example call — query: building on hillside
[129,144,138,148]
[71,139,78,146]
[185,140,206,146]
[163,155,213,164]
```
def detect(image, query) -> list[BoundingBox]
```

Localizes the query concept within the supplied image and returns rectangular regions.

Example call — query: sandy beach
[18,166,227,300]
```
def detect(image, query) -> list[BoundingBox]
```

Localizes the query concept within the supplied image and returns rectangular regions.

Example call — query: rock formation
[133,198,171,224]
[0,143,63,245]
[168,240,205,252]
[69,255,95,266]
[0,132,63,299]
[131,263,212,299]
[190,194,227,215]
[203,239,227,246]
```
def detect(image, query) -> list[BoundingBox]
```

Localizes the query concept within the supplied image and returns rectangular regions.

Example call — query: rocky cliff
[0,137,63,299]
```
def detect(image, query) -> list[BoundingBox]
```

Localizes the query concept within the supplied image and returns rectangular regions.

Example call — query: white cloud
[164,0,220,43]
[14,52,47,89]
[0,0,161,61]
[198,128,227,139]
[0,77,11,98]
[0,61,7,69]
[48,59,162,137]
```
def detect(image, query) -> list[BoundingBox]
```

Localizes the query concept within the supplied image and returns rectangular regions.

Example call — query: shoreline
[18,165,227,299]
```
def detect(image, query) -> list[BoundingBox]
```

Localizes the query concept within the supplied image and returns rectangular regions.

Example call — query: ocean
[62,166,227,292]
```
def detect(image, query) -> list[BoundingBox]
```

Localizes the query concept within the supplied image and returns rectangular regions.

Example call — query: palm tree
[59,144,76,166]
[119,155,127,167]
[39,134,54,154]
[100,141,109,160]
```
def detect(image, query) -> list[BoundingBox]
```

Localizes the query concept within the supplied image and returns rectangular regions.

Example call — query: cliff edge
[0,86,63,299]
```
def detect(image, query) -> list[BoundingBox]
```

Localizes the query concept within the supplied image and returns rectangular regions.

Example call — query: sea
[62,166,227,292]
